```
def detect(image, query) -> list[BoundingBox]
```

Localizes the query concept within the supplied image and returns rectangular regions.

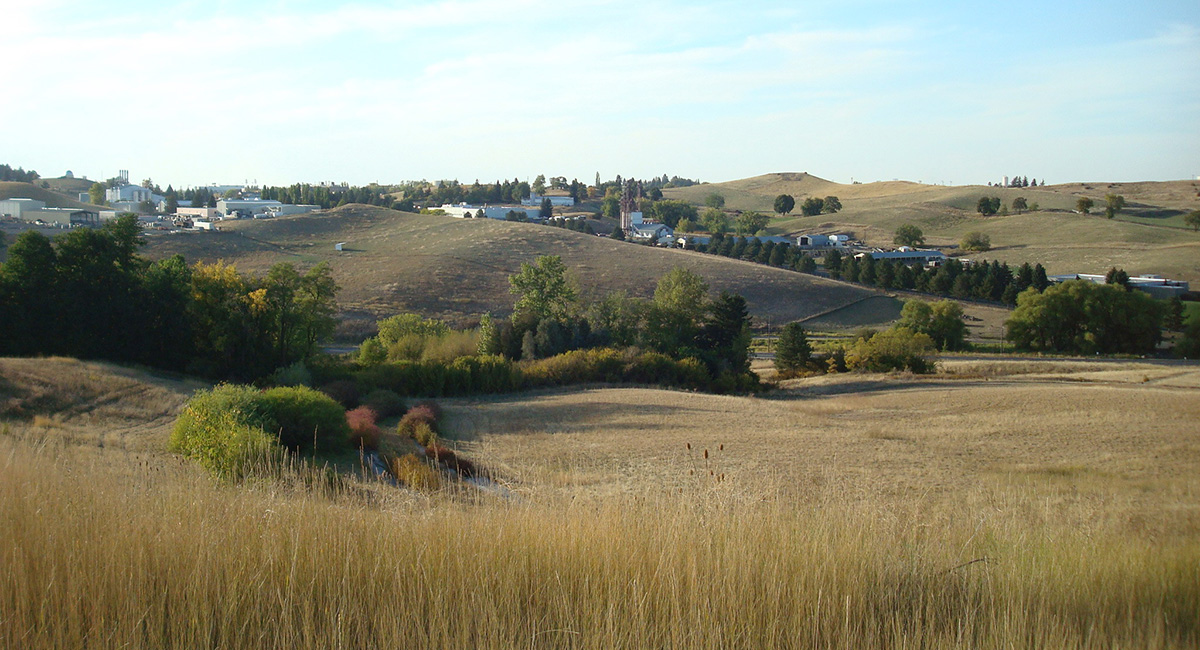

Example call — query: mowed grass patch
[143,204,888,327]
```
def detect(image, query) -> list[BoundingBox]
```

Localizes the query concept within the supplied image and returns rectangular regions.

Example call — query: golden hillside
[144,204,895,327]
[665,174,1200,283]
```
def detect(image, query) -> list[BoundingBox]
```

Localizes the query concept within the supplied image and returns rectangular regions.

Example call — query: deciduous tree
[800,197,825,216]
[509,255,577,323]
[773,194,795,215]
[893,224,925,247]
[736,211,769,236]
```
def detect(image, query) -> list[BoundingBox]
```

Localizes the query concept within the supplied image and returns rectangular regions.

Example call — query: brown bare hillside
[143,204,890,327]
[0,357,204,456]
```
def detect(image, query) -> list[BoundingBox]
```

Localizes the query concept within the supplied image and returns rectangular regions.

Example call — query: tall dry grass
[1,430,1195,649]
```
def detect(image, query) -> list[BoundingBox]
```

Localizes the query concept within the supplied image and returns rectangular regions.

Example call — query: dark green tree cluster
[547,217,594,234]
[1002,176,1037,187]
[898,299,967,351]
[1005,280,1164,354]
[700,233,816,272]
[977,196,1002,216]
[646,200,698,229]
[0,164,39,183]
[838,256,1049,306]
[257,183,396,209]
[0,216,338,380]
[185,187,219,208]
[478,258,754,383]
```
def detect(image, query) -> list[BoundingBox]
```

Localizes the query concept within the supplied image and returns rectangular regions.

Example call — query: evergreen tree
[701,291,751,374]
[774,322,812,373]
[1033,264,1050,291]
[824,250,843,279]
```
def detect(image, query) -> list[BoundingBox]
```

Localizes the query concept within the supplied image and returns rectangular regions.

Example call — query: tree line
[0,216,338,380]
[0,164,39,183]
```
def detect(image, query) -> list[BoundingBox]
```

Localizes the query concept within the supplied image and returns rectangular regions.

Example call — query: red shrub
[346,406,382,451]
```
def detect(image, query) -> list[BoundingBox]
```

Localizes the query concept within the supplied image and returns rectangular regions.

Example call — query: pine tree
[774,322,812,373]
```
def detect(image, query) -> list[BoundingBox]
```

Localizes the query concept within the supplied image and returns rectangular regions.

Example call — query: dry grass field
[143,205,889,328]
[0,180,105,210]
[2,356,1197,647]
[666,173,1200,284]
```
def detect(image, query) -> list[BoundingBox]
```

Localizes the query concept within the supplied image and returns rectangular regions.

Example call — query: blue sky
[2,0,1197,188]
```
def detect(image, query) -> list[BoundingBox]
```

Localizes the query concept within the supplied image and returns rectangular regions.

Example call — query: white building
[522,192,575,208]
[438,203,537,221]
[855,248,947,264]
[106,185,160,205]
[797,234,850,248]
[630,223,674,245]
[264,204,320,217]
[216,198,284,217]
[0,198,47,219]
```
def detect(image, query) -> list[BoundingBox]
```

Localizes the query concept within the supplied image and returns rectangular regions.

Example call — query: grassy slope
[2,357,1196,647]
[0,181,106,210]
[665,174,1200,283]
[143,204,891,327]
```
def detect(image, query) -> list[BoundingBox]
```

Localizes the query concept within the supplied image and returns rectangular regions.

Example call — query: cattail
[719,443,724,451]
[703,449,709,459]
[686,442,691,450]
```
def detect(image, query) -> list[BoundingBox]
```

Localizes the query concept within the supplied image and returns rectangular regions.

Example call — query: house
[630,223,674,245]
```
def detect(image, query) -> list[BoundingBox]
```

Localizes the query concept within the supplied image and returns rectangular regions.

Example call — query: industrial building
[1048,273,1190,299]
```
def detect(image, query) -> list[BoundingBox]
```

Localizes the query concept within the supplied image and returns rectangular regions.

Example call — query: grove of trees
[1005,280,1164,354]
[0,215,338,380]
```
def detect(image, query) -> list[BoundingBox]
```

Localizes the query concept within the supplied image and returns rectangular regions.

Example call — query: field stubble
[1,358,1198,647]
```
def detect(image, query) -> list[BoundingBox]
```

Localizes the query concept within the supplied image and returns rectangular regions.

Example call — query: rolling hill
[665,173,1200,283]
[143,204,896,328]
[0,181,106,210]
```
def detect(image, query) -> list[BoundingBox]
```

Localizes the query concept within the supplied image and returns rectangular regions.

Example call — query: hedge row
[352,348,739,397]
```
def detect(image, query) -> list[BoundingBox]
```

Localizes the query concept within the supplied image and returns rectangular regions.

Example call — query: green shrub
[169,384,283,480]
[845,327,936,373]
[259,386,350,452]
